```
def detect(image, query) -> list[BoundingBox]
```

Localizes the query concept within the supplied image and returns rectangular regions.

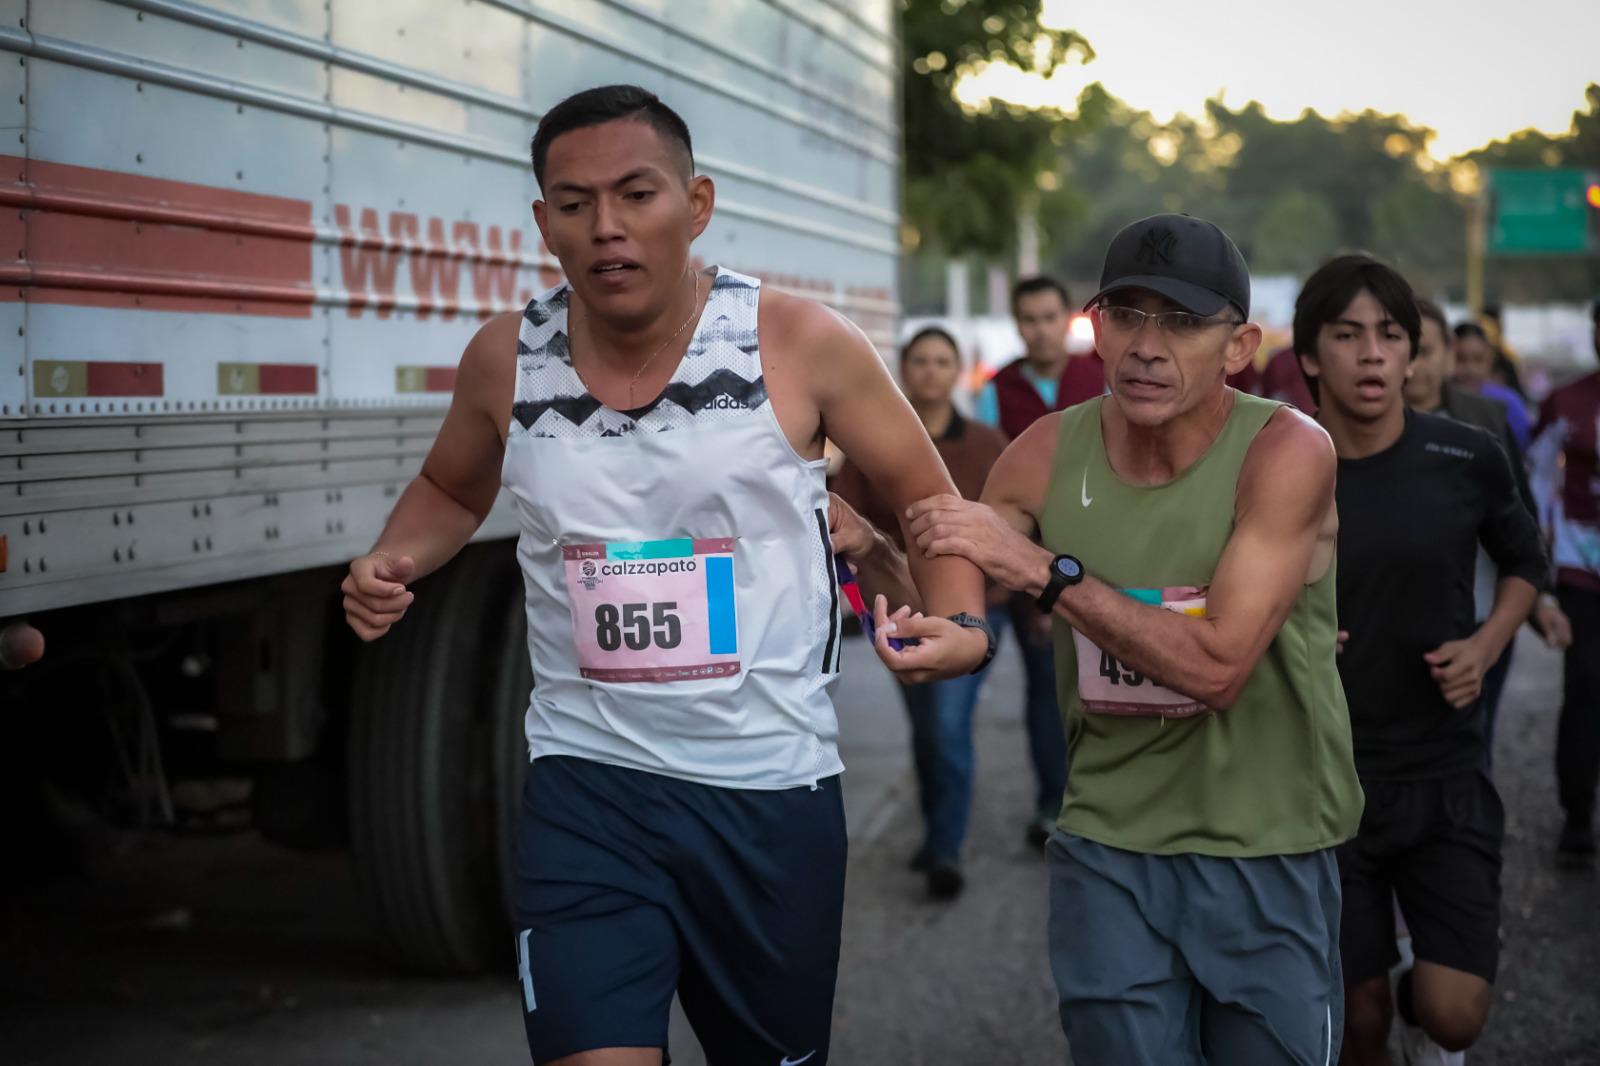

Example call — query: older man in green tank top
[895,215,1364,1064]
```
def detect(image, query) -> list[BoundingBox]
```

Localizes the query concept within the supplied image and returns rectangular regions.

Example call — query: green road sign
[1489,168,1595,255]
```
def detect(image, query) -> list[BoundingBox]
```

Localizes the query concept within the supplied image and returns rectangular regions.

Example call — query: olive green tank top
[1040,392,1362,857]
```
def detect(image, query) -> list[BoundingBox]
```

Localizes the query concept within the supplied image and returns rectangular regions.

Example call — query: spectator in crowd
[974,275,1104,435]
[1257,343,1318,412]
[830,327,1008,898]
[968,276,1090,847]
[1405,299,1569,765]
[1479,305,1528,400]
[1453,323,1531,450]
[1529,298,1600,861]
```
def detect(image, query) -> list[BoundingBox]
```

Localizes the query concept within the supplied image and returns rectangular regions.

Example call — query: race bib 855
[562,537,740,683]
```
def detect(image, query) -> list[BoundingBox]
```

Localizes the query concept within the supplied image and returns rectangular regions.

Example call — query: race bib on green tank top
[562,537,741,683]
[1072,586,1210,717]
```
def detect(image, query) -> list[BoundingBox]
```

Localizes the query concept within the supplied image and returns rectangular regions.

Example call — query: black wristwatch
[1036,553,1085,613]
[946,611,997,675]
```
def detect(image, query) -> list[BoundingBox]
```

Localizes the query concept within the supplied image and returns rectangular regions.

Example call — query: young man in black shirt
[1295,256,1546,1065]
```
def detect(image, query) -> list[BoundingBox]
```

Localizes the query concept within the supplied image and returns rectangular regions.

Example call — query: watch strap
[946,611,998,675]
[1036,553,1083,614]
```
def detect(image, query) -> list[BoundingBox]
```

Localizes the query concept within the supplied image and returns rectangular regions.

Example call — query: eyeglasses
[1096,304,1242,339]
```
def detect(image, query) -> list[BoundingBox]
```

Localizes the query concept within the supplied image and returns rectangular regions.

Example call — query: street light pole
[1466,185,1487,316]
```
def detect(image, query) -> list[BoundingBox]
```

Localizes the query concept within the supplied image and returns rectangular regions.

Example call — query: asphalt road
[2,630,1596,1065]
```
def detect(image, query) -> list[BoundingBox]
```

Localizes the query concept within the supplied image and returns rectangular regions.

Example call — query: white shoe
[1400,1025,1464,1066]
[1392,940,1464,1065]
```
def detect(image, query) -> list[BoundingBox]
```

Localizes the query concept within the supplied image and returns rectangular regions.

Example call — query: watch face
[1054,555,1082,580]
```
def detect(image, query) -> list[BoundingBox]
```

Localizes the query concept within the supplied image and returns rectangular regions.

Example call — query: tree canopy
[899,0,1598,309]
[901,0,1094,258]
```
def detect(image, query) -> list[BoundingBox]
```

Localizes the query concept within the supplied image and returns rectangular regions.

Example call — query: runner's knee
[1412,963,1491,1051]
[1414,993,1488,1051]
[1342,978,1393,1047]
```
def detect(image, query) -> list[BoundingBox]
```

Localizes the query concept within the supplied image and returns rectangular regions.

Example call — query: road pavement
[1,630,1595,1065]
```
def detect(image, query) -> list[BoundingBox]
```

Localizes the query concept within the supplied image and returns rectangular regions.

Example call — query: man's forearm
[1474,576,1539,659]
[1011,546,1242,707]
[906,530,986,620]
[851,529,922,613]
[370,473,487,579]
[1046,571,1241,707]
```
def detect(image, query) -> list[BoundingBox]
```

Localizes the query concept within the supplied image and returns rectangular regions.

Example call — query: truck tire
[347,544,530,973]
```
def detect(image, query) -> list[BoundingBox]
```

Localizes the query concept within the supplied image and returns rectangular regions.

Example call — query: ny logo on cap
[1136,226,1177,266]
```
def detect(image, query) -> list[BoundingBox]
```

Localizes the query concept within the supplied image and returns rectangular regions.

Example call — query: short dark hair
[530,85,694,191]
[1453,322,1488,343]
[1011,275,1071,315]
[900,325,961,364]
[1293,254,1421,404]
[1416,298,1449,339]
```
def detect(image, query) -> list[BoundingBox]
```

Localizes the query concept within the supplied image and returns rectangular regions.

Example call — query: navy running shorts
[512,754,846,1065]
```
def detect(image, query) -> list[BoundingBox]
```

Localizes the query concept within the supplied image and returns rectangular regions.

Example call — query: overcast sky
[957,0,1599,159]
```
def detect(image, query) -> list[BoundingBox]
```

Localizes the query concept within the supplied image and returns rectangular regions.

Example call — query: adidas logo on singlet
[705,394,748,410]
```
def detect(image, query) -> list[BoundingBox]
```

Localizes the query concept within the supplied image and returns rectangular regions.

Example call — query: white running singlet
[501,268,846,788]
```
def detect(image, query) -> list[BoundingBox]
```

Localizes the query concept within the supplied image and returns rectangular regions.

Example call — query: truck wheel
[347,544,530,973]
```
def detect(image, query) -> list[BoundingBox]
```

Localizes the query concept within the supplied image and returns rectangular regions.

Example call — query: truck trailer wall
[0,0,900,616]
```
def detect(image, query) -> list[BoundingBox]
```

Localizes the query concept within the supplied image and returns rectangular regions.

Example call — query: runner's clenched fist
[341,552,417,641]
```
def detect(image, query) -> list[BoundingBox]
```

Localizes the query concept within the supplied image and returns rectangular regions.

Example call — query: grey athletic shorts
[1048,832,1343,1066]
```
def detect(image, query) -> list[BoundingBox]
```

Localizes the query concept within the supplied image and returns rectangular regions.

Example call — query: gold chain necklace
[578,270,704,409]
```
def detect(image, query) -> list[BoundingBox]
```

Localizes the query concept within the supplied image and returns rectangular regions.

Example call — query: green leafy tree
[1038,97,1477,295]
[1038,89,1226,281]
[1251,190,1340,276]
[1207,102,1444,261]
[900,0,1092,258]
[1368,179,1465,296]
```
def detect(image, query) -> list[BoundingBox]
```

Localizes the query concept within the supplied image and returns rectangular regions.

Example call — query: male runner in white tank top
[339,85,989,1066]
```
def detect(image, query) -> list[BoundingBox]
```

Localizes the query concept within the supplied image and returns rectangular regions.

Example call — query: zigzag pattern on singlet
[511,269,766,439]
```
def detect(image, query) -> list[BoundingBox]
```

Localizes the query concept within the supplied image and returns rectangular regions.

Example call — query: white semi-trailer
[0,0,899,972]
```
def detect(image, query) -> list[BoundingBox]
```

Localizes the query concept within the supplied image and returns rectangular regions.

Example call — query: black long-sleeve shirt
[1335,411,1547,780]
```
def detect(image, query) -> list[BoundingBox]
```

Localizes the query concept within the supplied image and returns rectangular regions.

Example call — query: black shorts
[512,755,847,1065]
[1336,769,1503,984]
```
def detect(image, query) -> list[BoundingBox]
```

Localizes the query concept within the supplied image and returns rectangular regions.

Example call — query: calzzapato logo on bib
[1073,586,1210,717]
[563,537,740,683]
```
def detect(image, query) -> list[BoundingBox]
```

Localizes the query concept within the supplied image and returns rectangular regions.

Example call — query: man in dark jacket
[974,276,1104,436]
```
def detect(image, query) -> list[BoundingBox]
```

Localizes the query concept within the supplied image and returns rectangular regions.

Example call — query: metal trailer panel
[0,0,899,616]
[2,2,27,419]
[21,8,330,199]
[0,304,23,419]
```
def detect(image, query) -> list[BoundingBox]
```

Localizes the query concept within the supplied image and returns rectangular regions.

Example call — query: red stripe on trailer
[85,362,164,396]
[258,364,319,394]
[0,154,313,229]
[0,154,315,318]
[13,284,314,319]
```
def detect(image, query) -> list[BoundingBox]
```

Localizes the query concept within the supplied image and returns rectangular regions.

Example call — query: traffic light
[1590,174,1600,249]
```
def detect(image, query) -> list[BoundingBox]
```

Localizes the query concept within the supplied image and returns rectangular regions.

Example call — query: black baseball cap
[1085,213,1251,319]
